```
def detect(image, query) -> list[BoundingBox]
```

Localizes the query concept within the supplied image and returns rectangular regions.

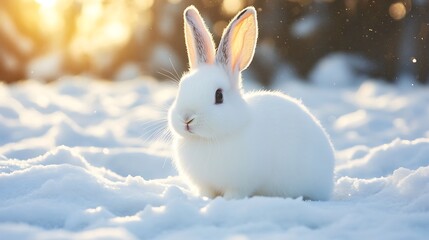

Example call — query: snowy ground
[1,75,429,239]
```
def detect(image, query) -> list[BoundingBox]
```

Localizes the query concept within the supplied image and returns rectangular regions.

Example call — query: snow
[27,52,63,81]
[309,53,373,87]
[1,73,429,239]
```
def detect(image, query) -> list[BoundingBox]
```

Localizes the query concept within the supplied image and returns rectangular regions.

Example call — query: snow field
[0,76,428,239]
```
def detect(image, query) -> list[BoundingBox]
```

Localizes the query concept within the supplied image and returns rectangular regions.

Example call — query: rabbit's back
[244,91,335,200]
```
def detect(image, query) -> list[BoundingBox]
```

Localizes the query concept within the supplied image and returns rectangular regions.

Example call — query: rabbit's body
[174,90,334,200]
[169,6,335,200]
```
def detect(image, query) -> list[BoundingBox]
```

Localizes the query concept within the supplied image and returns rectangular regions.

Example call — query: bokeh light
[222,0,245,16]
[0,0,428,84]
[389,2,407,20]
[35,0,58,8]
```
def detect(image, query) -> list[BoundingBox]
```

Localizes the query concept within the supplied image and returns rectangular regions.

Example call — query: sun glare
[35,0,58,8]
[102,21,131,46]
[33,0,63,34]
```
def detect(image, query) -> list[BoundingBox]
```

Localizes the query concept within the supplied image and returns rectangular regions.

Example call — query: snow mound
[337,138,429,178]
[0,77,428,239]
[310,53,373,87]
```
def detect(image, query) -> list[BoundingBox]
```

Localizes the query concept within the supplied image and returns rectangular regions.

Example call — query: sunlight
[151,205,166,213]
[222,0,244,16]
[102,21,130,46]
[32,0,67,36]
[136,0,155,10]
[85,206,103,214]
[35,0,57,8]
[111,215,141,223]
[38,7,62,33]
[66,0,137,68]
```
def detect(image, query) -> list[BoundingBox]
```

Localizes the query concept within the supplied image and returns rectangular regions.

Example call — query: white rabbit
[168,5,335,200]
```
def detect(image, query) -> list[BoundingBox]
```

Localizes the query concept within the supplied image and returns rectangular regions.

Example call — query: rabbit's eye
[215,88,223,104]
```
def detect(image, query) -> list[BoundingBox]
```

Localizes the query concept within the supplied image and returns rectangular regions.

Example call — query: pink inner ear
[184,7,215,69]
[227,10,257,72]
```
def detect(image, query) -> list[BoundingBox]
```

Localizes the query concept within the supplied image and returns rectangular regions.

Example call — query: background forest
[1,0,428,85]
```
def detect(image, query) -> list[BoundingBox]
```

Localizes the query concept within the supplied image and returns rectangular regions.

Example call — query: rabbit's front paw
[223,190,250,200]
[199,188,221,199]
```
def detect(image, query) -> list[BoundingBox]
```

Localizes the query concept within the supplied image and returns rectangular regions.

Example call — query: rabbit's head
[169,6,258,140]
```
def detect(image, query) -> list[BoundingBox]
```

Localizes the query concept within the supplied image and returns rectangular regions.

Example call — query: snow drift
[0,77,428,239]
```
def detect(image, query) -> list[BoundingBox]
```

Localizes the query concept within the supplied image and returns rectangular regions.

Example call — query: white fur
[168,6,335,200]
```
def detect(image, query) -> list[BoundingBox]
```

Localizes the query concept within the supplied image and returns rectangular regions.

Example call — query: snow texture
[1,73,429,239]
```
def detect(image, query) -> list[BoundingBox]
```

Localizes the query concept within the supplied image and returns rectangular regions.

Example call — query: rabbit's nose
[184,117,195,132]
[183,113,195,123]
[185,118,194,132]
[185,118,194,124]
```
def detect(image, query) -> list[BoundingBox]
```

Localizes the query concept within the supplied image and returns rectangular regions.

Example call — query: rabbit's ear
[216,7,258,74]
[184,5,216,69]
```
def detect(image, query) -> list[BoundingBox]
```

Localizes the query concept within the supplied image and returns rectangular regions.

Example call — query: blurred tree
[0,1,39,82]
[0,0,427,84]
